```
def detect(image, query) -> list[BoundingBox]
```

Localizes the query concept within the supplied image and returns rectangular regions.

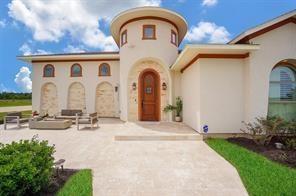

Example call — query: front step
[114,135,203,141]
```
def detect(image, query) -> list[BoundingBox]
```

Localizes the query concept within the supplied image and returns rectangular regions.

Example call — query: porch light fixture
[162,82,167,90]
[132,82,137,90]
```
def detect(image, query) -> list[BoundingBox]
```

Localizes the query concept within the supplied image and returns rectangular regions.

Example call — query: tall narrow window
[71,63,82,77]
[43,64,55,77]
[171,30,177,46]
[268,64,296,120]
[121,30,127,46]
[99,63,111,76]
[143,25,156,40]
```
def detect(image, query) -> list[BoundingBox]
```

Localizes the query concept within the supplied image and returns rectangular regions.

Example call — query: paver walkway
[0,105,32,112]
[0,119,248,196]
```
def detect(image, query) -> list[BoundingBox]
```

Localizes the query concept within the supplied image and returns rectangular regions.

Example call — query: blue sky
[0,0,295,93]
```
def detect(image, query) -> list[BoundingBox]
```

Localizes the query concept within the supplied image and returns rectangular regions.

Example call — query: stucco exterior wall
[181,59,245,133]
[245,23,296,122]
[32,61,120,117]
[181,62,201,131]
[119,19,178,121]
[199,59,245,133]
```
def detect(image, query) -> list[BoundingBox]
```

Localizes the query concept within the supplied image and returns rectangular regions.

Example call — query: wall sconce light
[132,82,137,90]
[162,82,167,90]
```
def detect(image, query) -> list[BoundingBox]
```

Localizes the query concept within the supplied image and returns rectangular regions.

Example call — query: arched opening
[99,63,111,76]
[70,63,82,77]
[40,82,59,115]
[268,59,296,120]
[43,64,55,77]
[95,82,116,117]
[67,82,86,110]
[138,69,160,121]
[127,58,171,121]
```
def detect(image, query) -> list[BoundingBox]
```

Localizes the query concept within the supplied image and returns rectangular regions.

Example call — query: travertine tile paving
[0,119,248,196]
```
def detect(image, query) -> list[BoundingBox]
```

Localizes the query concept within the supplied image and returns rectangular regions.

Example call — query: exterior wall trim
[119,16,179,35]
[236,17,296,44]
[180,53,250,73]
[32,58,120,63]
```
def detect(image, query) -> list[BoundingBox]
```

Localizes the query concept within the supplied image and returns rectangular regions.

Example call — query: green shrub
[286,120,296,135]
[163,96,183,117]
[241,116,287,146]
[0,136,55,196]
[285,138,296,150]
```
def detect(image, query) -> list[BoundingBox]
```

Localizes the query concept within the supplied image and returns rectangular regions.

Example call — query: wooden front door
[139,70,160,121]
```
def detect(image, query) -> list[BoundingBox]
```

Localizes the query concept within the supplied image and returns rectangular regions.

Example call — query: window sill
[269,101,296,104]
[142,37,156,40]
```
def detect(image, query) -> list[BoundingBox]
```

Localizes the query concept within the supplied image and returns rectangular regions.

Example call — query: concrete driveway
[0,119,248,196]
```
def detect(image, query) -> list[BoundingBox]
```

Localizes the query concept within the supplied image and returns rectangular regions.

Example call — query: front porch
[0,118,247,195]
[1,118,202,141]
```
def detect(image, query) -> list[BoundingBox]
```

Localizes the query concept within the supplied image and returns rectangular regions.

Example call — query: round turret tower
[110,7,187,121]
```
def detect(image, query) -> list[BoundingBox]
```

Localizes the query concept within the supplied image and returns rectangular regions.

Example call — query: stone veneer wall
[95,82,116,117]
[128,60,169,121]
[67,82,86,111]
[40,82,59,115]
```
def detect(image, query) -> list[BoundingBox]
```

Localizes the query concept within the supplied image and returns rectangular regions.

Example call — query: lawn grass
[57,169,92,196]
[0,110,32,124]
[206,138,296,196]
[0,99,31,107]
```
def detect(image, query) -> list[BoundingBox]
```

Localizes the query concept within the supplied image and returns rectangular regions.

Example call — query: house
[18,7,296,133]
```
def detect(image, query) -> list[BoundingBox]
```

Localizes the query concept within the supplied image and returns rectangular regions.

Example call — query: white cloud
[19,43,32,56]
[202,0,218,7]
[14,66,32,93]
[185,21,230,43]
[63,45,85,53]
[0,83,14,93]
[19,43,51,56]
[8,0,161,51]
[0,20,6,28]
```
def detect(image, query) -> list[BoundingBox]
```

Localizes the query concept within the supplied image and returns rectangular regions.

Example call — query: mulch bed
[41,169,79,196]
[227,137,296,168]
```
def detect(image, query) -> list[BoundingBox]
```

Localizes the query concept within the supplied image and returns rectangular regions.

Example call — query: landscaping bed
[41,169,78,195]
[228,137,296,168]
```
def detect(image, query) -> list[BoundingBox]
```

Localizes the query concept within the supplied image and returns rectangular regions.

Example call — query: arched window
[43,64,55,77]
[71,63,82,77]
[99,63,111,76]
[268,63,296,120]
